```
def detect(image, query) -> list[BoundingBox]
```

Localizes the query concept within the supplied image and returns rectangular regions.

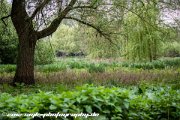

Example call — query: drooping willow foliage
[73,0,174,61]
[121,1,165,62]
[74,26,121,58]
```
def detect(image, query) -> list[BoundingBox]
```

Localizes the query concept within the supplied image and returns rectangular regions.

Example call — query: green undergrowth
[1,57,180,74]
[0,64,16,73]
[0,84,179,120]
[122,58,180,69]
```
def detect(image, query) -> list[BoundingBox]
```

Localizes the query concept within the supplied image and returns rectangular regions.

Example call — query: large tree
[2,0,117,85]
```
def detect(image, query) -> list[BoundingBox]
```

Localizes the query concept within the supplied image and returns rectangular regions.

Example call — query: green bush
[0,84,179,120]
[35,40,55,65]
[0,1,18,64]
[0,0,18,64]
[51,24,82,53]
[0,38,18,64]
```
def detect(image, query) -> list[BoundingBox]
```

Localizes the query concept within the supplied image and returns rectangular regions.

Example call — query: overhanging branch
[36,0,77,39]
[65,16,104,35]
[64,16,119,48]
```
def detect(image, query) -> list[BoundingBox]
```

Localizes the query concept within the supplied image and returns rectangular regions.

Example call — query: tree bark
[13,34,37,85]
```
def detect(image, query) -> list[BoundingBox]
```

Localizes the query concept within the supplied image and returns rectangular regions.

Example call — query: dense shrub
[0,38,18,64]
[0,84,179,120]
[0,1,18,64]
[35,40,55,65]
[50,24,82,53]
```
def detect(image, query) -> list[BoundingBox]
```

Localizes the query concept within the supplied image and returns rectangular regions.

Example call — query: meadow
[1,57,180,85]
[0,57,180,119]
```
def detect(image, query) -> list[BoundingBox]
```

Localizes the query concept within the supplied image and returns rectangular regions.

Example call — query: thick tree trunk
[11,0,38,85]
[13,34,37,85]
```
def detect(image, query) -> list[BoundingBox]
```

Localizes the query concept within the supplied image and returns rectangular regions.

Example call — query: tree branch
[64,16,119,47]
[72,5,97,10]
[30,0,51,20]
[1,14,11,26]
[60,0,77,16]
[36,0,77,39]
[65,16,103,34]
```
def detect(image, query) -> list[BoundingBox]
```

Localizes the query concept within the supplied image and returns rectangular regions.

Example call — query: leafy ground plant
[0,84,179,120]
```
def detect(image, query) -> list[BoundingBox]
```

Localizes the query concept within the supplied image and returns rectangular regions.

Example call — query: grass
[0,57,180,86]
[1,67,180,88]
[1,57,180,74]
[122,58,180,69]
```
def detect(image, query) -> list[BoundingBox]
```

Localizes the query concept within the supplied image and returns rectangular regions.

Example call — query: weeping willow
[77,26,121,58]
[122,1,163,62]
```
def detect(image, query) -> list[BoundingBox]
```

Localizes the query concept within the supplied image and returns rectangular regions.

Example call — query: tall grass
[32,57,180,87]
[1,57,180,73]
[121,57,180,69]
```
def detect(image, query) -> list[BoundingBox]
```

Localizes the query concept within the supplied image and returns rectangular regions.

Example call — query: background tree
[50,24,80,53]
[121,1,163,62]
